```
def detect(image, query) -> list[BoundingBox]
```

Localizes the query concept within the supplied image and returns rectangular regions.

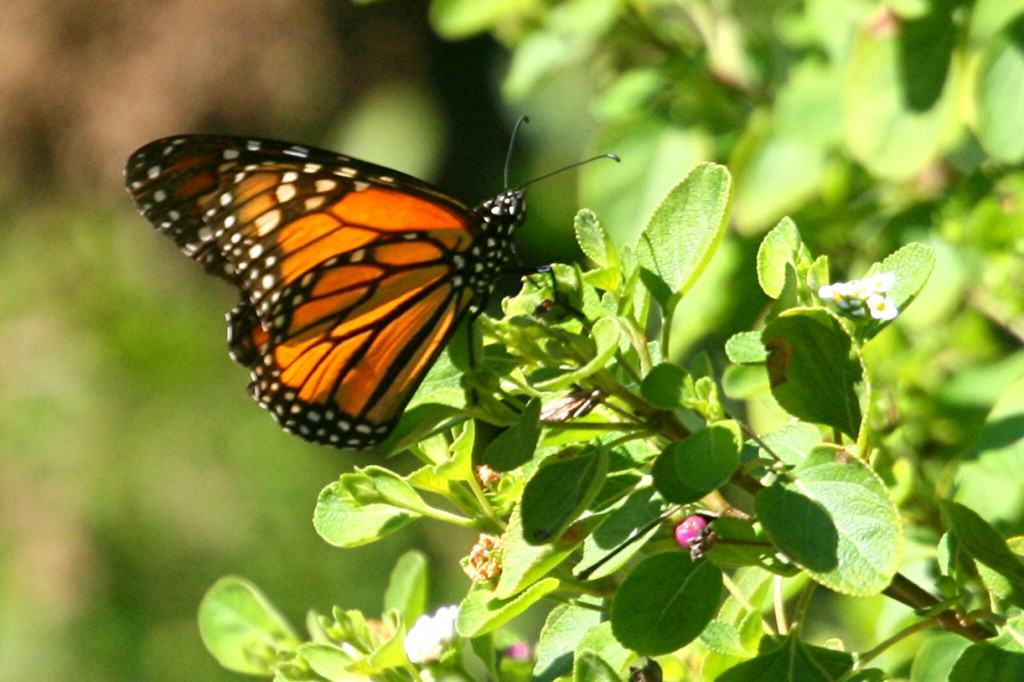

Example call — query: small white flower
[864,272,896,294]
[820,273,899,323]
[404,605,459,664]
[867,294,899,321]
[835,280,862,299]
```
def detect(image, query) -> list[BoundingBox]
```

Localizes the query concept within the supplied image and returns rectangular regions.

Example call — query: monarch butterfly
[124,126,614,450]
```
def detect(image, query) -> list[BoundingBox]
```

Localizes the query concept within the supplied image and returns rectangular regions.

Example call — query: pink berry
[674,515,709,548]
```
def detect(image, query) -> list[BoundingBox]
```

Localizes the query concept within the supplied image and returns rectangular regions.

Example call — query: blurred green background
[4,0,1024,679]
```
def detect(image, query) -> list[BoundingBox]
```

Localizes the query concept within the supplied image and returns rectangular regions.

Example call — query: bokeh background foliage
[1,0,1023,680]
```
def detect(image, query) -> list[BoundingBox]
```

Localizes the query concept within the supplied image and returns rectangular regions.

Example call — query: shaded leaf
[763,308,863,438]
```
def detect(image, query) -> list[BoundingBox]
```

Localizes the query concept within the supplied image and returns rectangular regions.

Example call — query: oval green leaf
[383,550,428,627]
[313,481,420,548]
[755,217,803,299]
[757,446,903,595]
[610,552,723,655]
[653,421,741,504]
[521,446,609,544]
[640,362,690,409]
[481,398,542,472]
[636,163,732,297]
[198,577,298,675]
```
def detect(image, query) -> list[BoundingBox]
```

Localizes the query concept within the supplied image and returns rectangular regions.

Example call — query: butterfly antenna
[504,115,530,189]
[516,152,620,191]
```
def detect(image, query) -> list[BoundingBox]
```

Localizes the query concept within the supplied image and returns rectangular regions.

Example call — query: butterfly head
[477,189,526,237]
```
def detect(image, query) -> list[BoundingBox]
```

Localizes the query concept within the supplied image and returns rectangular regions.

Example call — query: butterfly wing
[126,135,482,448]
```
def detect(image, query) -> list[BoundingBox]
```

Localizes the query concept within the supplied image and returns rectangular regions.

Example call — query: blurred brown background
[0,2,575,680]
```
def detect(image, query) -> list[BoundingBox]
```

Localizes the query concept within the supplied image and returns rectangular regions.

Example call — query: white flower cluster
[404,605,459,664]
[818,272,899,321]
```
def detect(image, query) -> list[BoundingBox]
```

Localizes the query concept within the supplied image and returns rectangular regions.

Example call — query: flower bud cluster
[462,533,502,582]
[818,272,899,321]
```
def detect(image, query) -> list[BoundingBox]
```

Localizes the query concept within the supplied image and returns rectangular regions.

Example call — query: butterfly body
[125,135,524,449]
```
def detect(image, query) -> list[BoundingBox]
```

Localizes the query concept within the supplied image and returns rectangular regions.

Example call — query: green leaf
[406,342,468,411]
[717,636,854,681]
[975,19,1024,163]
[434,420,475,481]
[573,652,620,682]
[701,620,754,659]
[950,643,1024,681]
[456,577,561,638]
[575,487,664,580]
[383,550,428,628]
[575,208,619,269]
[745,422,822,467]
[864,242,935,338]
[636,163,732,297]
[763,308,864,438]
[756,446,903,595]
[755,484,838,572]
[722,364,769,400]
[362,611,408,671]
[580,123,713,247]
[576,622,634,674]
[299,643,363,681]
[344,466,427,510]
[521,446,609,544]
[534,316,621,392]
[702,568,771,656]
[910,633,972,682]
[374,404,466,456]
[313,480,420,548]
[640,362,690,409]
[198,577,298,675]
[704,517,769,570]
[756,217,803,299]
[652,421,742,504]
[726,331,769,365]
[843,6,956,179]
[610,553,723,655]
[533,601,603,680]
[495,503,597,599]
[480,398,542,472]
[940,501,1024,591]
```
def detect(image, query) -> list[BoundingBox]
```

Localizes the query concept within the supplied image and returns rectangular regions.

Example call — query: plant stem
[883,573,995,641]
[539,420,649,431]
[417,504,486,530]
[462,477,505,533]
[553,572,615,598]
[791,581,817,635]
[773,576,788,635]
